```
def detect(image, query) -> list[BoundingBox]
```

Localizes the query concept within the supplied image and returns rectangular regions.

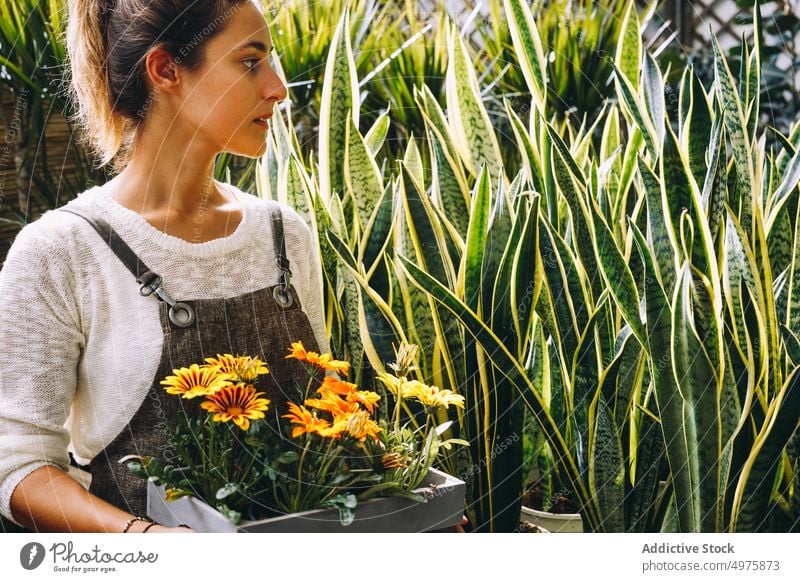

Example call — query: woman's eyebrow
[233,40,272,53]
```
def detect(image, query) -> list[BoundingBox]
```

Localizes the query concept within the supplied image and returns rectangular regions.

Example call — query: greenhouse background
[5,0,800,261]
[2,0,800,534]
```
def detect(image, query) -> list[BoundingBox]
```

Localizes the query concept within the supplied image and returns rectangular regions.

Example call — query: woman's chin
[223,140,268,159]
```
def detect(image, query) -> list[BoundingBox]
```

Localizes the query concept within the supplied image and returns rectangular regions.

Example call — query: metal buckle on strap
[138,271,162,297]
[275,256,291,272]
[278,267,292,288]
[273,257,293,308]
[152,287,196,328]
[137,271,195,327]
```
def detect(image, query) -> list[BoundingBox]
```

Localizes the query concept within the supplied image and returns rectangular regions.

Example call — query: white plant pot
[520,505,584,533]
[518,480,668,533]
[148,467,465,533]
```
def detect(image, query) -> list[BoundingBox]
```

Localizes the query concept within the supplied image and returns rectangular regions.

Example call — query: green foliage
[5,0,799,533]
[0,0,109,228]
[266,0,800,533]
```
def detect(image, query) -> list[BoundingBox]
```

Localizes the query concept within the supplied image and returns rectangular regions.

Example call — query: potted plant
[520,475,583,533]
[130,342,468,532]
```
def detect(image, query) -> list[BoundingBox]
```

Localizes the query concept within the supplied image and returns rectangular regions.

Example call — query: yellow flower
[346,390,381,413]
[387,342,419,376]
[282,402,331,438]
[204,354,269,383]
[200,383,271,431]
[160,364,234,399]
[375,372,402,395]
[164,488,192,502]
[401,380,465,410]
[285,341,351,376]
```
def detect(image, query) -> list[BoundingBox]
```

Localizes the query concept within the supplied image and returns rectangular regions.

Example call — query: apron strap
[56,207,195,327]
[58,208,159,289]
[269,206,294,308]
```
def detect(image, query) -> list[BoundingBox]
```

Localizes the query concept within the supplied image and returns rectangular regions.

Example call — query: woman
[0,0,328,533]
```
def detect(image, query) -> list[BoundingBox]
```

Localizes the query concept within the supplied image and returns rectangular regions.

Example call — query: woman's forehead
[211,2,272,54]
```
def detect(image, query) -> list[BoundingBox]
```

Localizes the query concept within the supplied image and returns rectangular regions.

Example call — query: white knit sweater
[0,181,330,524]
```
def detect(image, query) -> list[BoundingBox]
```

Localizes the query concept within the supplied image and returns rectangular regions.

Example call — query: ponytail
[65,0,129,172]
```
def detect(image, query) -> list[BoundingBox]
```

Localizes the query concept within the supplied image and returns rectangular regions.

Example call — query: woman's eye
[242,58,261,72]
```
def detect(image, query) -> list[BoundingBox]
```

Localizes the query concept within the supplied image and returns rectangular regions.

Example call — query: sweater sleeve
[0,223,85,524]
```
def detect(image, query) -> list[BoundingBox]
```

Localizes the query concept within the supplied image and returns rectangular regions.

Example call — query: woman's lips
[253,111,273,128]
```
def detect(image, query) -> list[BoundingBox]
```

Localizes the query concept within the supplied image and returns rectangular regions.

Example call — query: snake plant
[258,0,800,532]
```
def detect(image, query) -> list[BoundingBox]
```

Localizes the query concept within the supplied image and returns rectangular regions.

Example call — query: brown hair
[65,0,254,173]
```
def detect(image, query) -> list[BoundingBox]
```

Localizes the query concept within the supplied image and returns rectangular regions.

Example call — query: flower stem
[292,439,311,511]
[393,374,405,434]
[229,426,238,483]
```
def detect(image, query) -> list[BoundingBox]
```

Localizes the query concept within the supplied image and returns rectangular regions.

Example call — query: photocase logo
[20,542,46,570]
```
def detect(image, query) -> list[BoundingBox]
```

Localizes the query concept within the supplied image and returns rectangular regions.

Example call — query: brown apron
[56,205,321,517]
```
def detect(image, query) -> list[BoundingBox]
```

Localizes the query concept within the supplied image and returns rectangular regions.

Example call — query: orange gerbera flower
[200,383,270,431]
[342,410,382,442]
[346,390,381,413]
[314,354,351,376]
[282,402,332,438]
[316,419,347,439]
[285,341,351,376]
[305,391,359,417]
[319,375,358,396]
[160,364,234,399]
[300,410,381,441]
[285,341,312,361]
[381,452,408,469]
[204,354,269,383]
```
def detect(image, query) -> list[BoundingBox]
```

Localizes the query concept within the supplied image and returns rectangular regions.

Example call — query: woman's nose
[265,69,288,103]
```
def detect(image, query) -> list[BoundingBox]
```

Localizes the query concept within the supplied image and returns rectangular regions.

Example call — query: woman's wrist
[133,522,193,533]
[121,515,150,533]
[149,524,194,533]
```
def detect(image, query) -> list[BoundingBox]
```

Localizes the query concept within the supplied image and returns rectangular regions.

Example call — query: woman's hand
[10,466,198,533]
[453,515,468,533]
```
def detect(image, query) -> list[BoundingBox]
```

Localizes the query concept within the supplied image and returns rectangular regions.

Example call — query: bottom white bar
[0,533,798,581]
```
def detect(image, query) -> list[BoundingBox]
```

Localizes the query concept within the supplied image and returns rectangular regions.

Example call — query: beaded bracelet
[121,516,150,533]
[141,522,158,533]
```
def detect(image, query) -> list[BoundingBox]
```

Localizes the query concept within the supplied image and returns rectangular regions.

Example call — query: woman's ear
[143,46,181,93]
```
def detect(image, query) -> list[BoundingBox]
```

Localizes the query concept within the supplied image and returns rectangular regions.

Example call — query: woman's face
[172,2,287,158]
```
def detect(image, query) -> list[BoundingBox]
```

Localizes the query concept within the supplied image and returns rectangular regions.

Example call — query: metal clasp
[137,271,195,327]
[138,272,163,297]
[274,257,293,308]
